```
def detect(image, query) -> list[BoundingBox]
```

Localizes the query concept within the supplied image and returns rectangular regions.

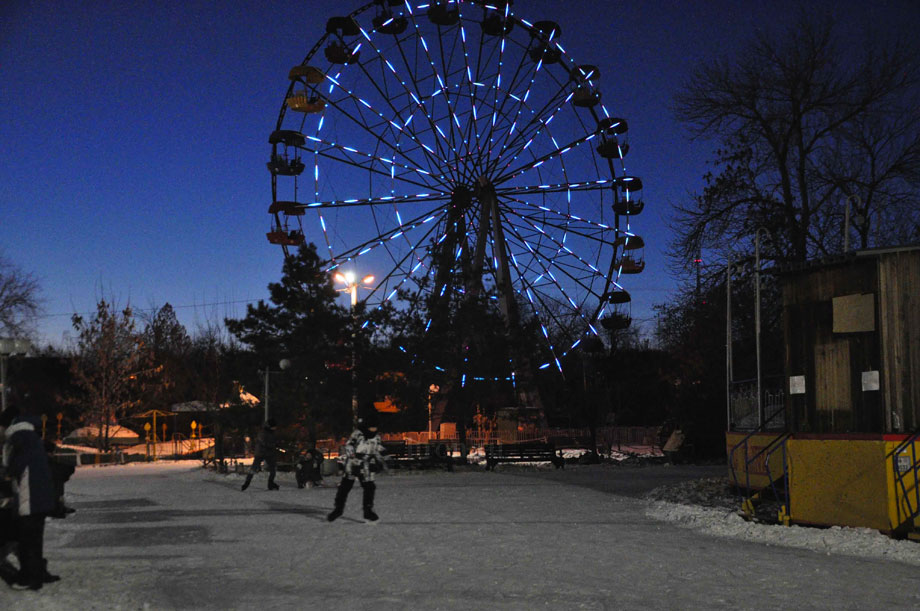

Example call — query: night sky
[2,0,916,346]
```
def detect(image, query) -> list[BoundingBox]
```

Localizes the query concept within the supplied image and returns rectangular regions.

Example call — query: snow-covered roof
[171,400,218,412]
[64,425,140,442]
[170,386,260,412]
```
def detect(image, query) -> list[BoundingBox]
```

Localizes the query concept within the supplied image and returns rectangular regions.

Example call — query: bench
[382,440,454,471]
[484,442,565,470]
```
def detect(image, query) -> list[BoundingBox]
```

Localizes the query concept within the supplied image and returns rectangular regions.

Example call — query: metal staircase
[728,406,791,523]
[888,428,920,539]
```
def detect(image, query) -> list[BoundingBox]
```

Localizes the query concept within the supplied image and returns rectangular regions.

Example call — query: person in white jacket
[327,410,385,523]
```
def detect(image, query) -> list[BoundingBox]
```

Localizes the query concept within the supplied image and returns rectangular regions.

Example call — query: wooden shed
[780,244,920,434]
[728,244,920,536]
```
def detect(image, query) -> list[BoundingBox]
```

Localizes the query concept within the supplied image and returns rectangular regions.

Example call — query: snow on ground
[4,459,920,610]
[645,476,920,567]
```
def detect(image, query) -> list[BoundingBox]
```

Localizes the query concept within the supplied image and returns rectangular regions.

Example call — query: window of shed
[832,293,875,333]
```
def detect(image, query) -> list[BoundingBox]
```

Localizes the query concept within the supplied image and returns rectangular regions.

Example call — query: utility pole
[335,271,374,427]
[754,228,769,427]
[726,259,733,431]
[694,253,702,302]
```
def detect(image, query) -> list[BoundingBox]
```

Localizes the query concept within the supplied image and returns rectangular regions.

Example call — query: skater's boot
[362,481,378,522]
[267,473,279,490]
[327,477,354,521]
[16,539,43,590]
[240,473,253,491]
[42,559,60,584]
[295,462,306,488]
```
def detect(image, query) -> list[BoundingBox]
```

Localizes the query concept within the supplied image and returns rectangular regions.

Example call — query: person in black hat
[241,419,279,491]
[327,408,385,523]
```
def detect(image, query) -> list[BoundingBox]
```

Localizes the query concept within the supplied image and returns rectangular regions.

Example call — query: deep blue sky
[2,0,916,347]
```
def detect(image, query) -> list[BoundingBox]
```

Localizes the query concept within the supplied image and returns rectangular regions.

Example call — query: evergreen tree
[225,244,351,436]
[140,303,193,414]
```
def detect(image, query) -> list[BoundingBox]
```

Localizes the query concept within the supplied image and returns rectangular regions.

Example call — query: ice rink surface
[4,461,920,610]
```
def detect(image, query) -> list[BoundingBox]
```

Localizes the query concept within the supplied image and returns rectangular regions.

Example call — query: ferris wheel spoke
[456,16,493,180]
[403,6,465,168]
[496,227,594,370]
[323,72,449,182]
[355,21,462,183]
[459,25,483,171]
[503,194,628,233]
[495,178,616,197]
[349,214,451,311]
[466,44,503,178]
[349,34,433,159]
[493,130,596,184]
[388,33,462,184]
[499,206,612,294]
[476,16,516,174]
[325,204,448,269]
[485,30,559,176]
[299,191,452,210]
[435,18,465,157]
[513,214,611,246]
[486,87,577,179]
[303,135,448,191]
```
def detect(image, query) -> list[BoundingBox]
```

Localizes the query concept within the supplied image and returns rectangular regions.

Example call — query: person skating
[327,410,385,523]
[241,419,279,491]
[295,442,324,489]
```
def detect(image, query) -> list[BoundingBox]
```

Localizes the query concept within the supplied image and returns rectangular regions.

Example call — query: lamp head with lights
[334,271,374,287]
[0,338,32,355]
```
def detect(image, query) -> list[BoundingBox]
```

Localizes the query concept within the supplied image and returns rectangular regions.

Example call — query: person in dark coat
[241,419,279,491]
[43,440,75,518]
[327,409,386,523]
[295,442,324,489]
[2,411,59,590]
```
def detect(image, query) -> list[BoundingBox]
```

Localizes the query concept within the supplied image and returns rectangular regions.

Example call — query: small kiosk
[729,244,920,538]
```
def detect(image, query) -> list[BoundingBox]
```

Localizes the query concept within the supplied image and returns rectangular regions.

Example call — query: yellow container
[727,432,920,535]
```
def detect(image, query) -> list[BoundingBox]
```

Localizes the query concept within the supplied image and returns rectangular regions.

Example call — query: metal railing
[381,426,660,449]
[887,428,920,534]
[728,404,790,518]
[730,377,785,432]
[764,434,792,522]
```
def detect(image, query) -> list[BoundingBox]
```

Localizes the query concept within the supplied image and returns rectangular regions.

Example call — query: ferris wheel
[267,0,645,375]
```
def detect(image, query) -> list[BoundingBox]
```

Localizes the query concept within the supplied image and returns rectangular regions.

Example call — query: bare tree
[671,13,920,276]
[70,300,149,450]
[0,253,42,336]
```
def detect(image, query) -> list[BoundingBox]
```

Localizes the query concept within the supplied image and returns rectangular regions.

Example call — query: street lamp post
[0,338,32,414]
[260,358,291,424]
[843,195,863,253]
[726,257,733,431]
[335,271,374,427]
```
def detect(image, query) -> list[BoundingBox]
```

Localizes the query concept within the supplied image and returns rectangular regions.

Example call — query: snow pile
[645,477,920,566]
